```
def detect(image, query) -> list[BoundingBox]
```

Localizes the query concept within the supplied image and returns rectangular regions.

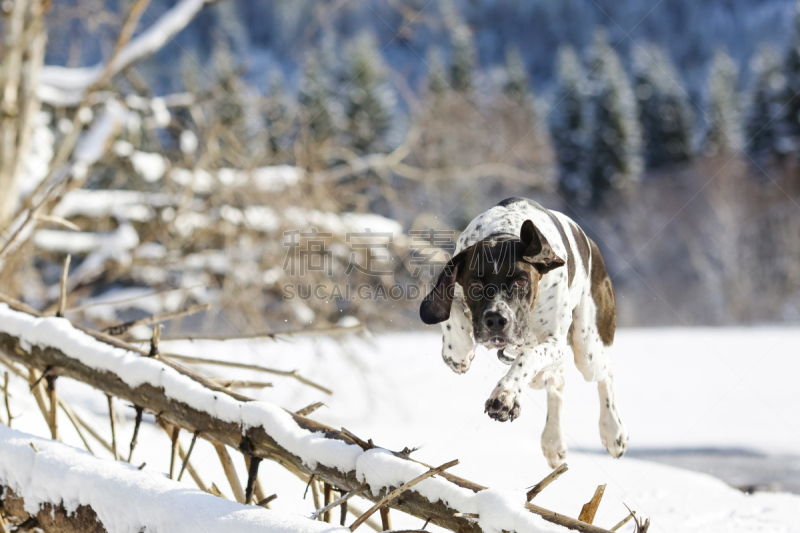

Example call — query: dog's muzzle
[481,308,514,348]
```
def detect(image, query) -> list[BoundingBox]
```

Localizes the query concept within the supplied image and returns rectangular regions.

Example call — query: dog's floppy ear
[520,219,565,274]
[420,249,468,325]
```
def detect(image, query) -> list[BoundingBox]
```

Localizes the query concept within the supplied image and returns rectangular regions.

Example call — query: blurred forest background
[2,0,800,337]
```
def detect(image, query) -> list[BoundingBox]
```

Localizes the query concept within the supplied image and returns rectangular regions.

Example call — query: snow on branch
[0,298,614,533]
[0,426,346,533]
[38,0,217,104]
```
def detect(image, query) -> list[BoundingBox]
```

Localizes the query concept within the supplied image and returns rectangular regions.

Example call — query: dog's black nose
[483,311,508,331]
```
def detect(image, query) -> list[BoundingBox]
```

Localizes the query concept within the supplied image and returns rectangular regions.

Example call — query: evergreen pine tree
[449,24,475,93]
[747,44,785,164]
[298,52,338,142]
[504,46,529,107]
[586,29,643,207]
[782,1,800,151]
[427,46,449,97]
[343,32,396,152]
[550,45,590,204]
[633,44,694,168]
[705,49,742,156]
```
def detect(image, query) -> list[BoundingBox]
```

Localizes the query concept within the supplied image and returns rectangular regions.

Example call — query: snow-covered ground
[2,328,799,532]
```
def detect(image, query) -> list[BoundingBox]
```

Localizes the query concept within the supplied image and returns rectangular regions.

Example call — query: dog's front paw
[600,410,629,459]
[541,424,568,469]
[442,349,474,374]
[484,384,522,422]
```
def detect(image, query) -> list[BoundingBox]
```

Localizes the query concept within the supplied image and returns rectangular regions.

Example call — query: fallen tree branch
[527,463,568,501]
[0,298,616,533]
[0,487,106,533]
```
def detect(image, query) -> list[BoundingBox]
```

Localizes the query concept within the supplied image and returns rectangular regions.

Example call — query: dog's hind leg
[569,239,629,459]
[440,295,475,374]
[530,367,568,468]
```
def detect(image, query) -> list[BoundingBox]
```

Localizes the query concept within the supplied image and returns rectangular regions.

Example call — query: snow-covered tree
[782,1,800,153]
[504,46,529,107]
[449,24,475,93]
[298,52,339,143]
[550,45,590,204]
[586,30,643,207]
[343,32,396,152]
[427,46,450,97]
[633,44,694,169]
[705,49,743,157]
[747,44,785,165]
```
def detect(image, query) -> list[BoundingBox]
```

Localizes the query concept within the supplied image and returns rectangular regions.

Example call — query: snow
[0,426,346,533]
[130,151,168,182]
[52,189,174,222]
[2,324,798,533]
[34,225,139,255]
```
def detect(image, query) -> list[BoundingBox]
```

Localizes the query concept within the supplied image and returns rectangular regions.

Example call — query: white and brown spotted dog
[420,197,628,468]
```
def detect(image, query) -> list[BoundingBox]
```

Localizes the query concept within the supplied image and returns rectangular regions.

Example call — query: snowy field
[2,327,799,532]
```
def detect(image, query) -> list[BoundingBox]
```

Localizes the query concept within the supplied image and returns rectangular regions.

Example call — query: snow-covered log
[0,426,346,533]
[0,298,612,533]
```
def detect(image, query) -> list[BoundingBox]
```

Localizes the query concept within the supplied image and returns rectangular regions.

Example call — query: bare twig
[67,285,203,313]
[57,399,95,455]
[610,510,636,532]
[147,323,366,342]
[57,254,71,317]
[60,399,112,453]
[45,375,58,440]
[209,378,273,390]
[214,442,246,504]
[104,303,210,336]
[244,456,262,504]
[3,371,11,427]
[257,494,278,507]
[578,484,606,524]
[311,478,322,519]
[107,395,119,460]
[310,484,369,521]
[349,460,459,531]
[527,463,568,501]
[177,431,199,481]
[35,215,80,231]
[324,483,333,522]
[159,353,332,395]
[169,425,180,479]
[28,369,50,429]
[128,405,143,462]
[296,401,324,416]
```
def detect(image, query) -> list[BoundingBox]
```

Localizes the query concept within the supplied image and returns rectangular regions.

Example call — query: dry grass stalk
[57,398,96,455]
[177,431,199,481]
[104,303,211,336]
[158,323,366,342]
[527,463,568,501]
[107,395,120,460]
[578,484,606,524]
[159,353,332,395]
[214,442,246,504]
[169,425,181,479]
[128,406,143,462]
[296,401,324,416]
[610,510,636,532]
[209,378,273,390]
[3,371,11,427]
[57,254,71,317]
[45,376,58,440]
[324,483,333,522]
[379,507,392,531]
[310,484,368,521]
[349,459,458,532]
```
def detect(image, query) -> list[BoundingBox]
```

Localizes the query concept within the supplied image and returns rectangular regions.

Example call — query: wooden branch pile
[0,291,647,533]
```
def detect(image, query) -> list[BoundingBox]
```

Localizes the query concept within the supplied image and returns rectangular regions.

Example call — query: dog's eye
[513,278,528,288]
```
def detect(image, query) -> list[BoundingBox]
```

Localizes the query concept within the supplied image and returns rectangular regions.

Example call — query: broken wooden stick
[610,510,636,532]
[527,463,568,501]
[578,484,606,524]
[257,494,278,507]
[380,507,392,531]
[244,456,262,504]
[349,459,458,532]
[296,401,325,416]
